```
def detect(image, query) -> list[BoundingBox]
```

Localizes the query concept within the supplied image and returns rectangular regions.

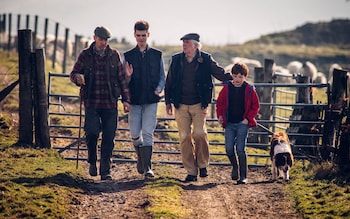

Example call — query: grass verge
[0,144,85,219]
[286,161,350,219]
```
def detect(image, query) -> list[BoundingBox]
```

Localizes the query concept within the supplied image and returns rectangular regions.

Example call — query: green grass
[145,165,189,219]
[287,161,350,219]
[0,144,85,219]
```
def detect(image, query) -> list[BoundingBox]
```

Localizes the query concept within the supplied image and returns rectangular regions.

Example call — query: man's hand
[166,104,173,116]
[76,74,85,86]
[123,102,130,113]
[202,107,208,115]
[125,62,133,78]
[218,116,223,124]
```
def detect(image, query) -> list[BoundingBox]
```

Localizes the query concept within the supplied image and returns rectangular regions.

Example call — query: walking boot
[134,145,144,174]
[140,146,154,178]
[89,163,97,176]
[228,155,239,180]
[100,157,112,181]
[237,155,248,184]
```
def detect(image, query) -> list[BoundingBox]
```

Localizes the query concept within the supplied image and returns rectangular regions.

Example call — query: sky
[1,0,350,46]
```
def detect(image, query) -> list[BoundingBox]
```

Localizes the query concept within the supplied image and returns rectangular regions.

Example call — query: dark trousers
[84,107,117,175]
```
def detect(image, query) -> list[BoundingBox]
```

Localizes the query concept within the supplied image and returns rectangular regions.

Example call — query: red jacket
[216,81,260,128]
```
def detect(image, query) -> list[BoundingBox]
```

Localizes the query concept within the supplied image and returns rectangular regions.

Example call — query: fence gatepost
[296,75,310,103]
[18,29,33,145]
[33,48,51,148]
[252,67,265,143]
[321,68,348,161]
[256,59,273,144]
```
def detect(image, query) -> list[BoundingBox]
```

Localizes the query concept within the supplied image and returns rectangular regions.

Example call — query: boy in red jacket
[216,62,260,184]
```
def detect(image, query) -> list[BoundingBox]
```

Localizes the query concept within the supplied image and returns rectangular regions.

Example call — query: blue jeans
[84,107,117,175]
[224,122,249,157]
[128,103,157,147]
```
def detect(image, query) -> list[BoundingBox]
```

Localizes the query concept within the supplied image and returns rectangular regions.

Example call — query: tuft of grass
[145,165,189,219]
[286,161,350,219]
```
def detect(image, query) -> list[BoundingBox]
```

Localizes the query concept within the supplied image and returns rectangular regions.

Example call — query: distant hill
[247,19,350,46]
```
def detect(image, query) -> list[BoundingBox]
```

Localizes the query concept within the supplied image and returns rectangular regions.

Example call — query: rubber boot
[140,146,154,178]
[134,146,144,174]
[238,155,247,184]
[228,155,239,180]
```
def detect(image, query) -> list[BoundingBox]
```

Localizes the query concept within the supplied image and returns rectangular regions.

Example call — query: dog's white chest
[274,142,292,155]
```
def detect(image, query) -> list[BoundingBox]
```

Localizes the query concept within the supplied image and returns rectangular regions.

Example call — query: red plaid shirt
[70,44,130,108]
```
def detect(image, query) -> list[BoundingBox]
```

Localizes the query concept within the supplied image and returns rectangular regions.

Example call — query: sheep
[300,61,318,82]
[273,65,295,83]
[287,61,303,75]
[314,72,327,84]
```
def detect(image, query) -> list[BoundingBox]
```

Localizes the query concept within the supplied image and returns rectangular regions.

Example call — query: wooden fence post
[295,75,310,103]
[33,48,51,148]
[1,14,7,50]
[33,15,38,48]
[63,28,69,73]
[18,29,33,145]
[251,67,265,143]
[44,18,48,52]
[322,68,348,161]
[16,14,20,32]
[7,13,12,53]
[52,22,59,69]
[257,59,273,144]
[25,14,30,29]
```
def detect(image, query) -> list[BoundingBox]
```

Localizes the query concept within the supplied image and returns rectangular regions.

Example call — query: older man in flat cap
[165,33,232,182]
[70,26,130,180]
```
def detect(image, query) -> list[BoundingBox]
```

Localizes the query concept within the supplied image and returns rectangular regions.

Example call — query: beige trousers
[175,103,209,176]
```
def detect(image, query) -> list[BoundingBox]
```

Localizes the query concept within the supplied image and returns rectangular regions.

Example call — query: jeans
[84,107,117,175]
[224,122,249,157]
[128,103,158,147]
[175,103,209,176]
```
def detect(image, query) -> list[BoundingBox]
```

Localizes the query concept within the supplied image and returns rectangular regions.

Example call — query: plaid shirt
[70,43,130,108]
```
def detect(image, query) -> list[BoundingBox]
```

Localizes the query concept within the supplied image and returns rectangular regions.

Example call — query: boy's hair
[231,62,249,77]
[134,20,149,31]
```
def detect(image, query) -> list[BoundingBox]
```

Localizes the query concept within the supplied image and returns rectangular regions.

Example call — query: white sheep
[287,61,303,75]
[314,72,327,84]
[273,65,294,83]
[300,61,318,82]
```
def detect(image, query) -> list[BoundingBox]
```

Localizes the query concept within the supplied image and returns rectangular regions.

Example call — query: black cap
[180,33,200,42]
[94,26,111,39]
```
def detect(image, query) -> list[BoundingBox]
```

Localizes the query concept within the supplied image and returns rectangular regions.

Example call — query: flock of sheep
[225,57,343,85]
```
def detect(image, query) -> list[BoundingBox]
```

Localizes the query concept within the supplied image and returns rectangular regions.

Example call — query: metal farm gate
[48,72,330,167]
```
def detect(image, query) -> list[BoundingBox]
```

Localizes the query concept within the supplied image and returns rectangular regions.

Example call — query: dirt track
[54,119,302,219]
[68,160,301,219]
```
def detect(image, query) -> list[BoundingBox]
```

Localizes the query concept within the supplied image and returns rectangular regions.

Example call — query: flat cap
[180,33,200,42]
[94,26,111,39]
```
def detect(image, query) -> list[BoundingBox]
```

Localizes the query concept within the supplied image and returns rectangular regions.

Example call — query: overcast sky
[1,0,350,45]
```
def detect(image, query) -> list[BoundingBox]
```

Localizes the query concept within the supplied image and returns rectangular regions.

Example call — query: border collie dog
[270,132,294,181]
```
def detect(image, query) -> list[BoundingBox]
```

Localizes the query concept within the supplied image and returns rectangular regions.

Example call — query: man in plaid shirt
[70,26,130,180]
